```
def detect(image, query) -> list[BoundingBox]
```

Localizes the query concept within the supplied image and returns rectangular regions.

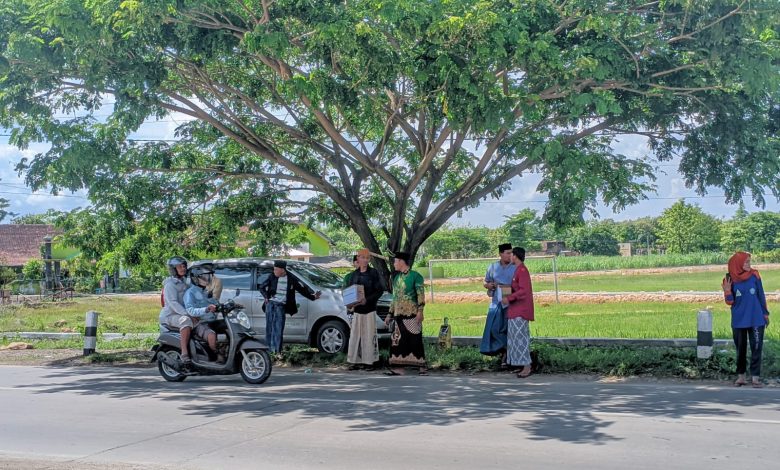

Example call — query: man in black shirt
[345,249,383,370]
[258,260,321,353]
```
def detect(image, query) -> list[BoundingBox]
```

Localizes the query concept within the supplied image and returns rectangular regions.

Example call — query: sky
[2,120,778,228]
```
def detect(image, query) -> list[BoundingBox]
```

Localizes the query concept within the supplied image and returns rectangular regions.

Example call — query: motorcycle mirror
[235,288,240,297]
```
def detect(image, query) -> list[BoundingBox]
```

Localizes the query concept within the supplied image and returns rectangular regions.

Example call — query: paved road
[1,365,779,469]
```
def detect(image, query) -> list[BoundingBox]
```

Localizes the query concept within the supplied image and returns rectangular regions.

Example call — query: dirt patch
[427,291,780,304]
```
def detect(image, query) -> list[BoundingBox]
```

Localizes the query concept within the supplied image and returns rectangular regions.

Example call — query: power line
[476,195,755,204]
[0,190,88,199]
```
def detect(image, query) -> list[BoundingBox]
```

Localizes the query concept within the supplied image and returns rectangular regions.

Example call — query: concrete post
[696,308,713,359]
[84,311,99,356]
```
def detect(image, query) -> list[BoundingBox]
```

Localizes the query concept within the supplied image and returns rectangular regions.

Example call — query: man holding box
[345,249,383,369]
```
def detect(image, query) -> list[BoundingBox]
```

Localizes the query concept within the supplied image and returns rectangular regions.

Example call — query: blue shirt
[184,285,219,322]
[725,274,770,328]
[485,261,516,305]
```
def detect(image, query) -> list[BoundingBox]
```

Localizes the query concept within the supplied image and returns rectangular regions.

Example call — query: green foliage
[0,178,14,222]
[565,222,620,256]
[503,209,544,251]
[657,200,721,254]
[752,249,780,264]
[0,266,16,288]
[11,209,65,225]
[0,197,10,223]
[420,224,504,259]
[21,259,43,280]
[719,207,780,254]
[0,0,776,277]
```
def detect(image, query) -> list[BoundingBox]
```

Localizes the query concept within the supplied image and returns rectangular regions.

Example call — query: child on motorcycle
[184,265,224,363]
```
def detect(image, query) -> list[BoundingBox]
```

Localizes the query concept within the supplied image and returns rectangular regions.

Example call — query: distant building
[294,225,332,257]
[540,240,566,255]
[619,243,633,257]
[0,224,61,267]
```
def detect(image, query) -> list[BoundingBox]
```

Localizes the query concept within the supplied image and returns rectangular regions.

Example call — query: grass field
[0,297,160,334]
[424,302,778,340]
[428,268,780,293]
[2,296,776,342]
[427,252,730,277]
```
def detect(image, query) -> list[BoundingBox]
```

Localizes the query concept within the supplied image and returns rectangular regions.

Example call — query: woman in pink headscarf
[722,252,770,388]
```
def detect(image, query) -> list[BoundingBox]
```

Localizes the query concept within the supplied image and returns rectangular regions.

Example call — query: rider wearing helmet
[158,256,194,363]
[183,265,222,362]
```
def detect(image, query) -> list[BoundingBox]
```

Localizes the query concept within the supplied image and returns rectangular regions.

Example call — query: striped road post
[696,308,713,359]
[84,310,99,356]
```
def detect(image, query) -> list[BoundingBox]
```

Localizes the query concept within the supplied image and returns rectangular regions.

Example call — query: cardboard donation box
[343,284,365,308]
[499,285,512,297]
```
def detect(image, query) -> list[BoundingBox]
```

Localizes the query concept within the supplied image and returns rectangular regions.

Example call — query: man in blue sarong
[479,243,515,364]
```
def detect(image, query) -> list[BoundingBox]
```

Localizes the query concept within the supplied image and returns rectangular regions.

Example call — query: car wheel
[239,349,272,384]
[316,320,349,354]
[157,348,186,382]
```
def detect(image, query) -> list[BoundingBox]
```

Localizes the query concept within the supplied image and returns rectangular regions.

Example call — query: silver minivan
[190,258,390,354]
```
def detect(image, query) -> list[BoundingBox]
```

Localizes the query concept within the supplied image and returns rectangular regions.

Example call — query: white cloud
[0,141,88,218]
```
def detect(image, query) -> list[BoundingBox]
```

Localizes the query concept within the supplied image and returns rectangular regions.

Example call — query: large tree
[657,199,721,253]
[1,0,778,280]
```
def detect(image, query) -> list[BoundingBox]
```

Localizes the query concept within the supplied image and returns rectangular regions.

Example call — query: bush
[118,276,161,293]
[22,259,44,280]
[753,249,780,264]
[0,266,17,289]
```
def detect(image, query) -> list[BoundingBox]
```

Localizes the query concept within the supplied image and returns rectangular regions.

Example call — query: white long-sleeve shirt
[158,276,188,324]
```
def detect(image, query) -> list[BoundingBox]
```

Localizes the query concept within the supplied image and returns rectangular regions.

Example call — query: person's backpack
[160,287,165,307]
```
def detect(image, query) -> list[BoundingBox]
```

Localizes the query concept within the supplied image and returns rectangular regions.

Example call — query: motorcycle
[151,289,272,384]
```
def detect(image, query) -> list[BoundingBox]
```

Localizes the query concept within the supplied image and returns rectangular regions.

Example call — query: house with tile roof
[0,224,62,267]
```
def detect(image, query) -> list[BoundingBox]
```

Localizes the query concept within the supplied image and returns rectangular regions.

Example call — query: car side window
[256,267,273,288]
[213,266,253,290]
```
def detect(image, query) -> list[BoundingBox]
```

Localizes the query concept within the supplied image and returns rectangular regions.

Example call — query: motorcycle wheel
[157,347,187,382]
[239,349,272,384]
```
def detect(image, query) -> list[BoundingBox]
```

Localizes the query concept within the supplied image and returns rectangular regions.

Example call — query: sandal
[752,380,764,389]
[418,369,429,376]
[384,369,403,376]
[517,366,532,378]
[734,380,746,387]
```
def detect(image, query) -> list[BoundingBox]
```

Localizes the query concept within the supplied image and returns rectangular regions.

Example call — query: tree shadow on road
[15,367,780,445]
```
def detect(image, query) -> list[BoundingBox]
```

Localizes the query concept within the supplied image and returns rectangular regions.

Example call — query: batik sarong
[507,317,531,366]
[389,316,426,367]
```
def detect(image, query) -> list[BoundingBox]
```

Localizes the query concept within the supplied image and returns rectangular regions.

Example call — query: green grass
[283,341,780,379]
[0,336,156,350]
[428,268,780,293]
[423,301,780,340]
[0,297,160,334]
[2,295,777,344]
[427,252,731,277]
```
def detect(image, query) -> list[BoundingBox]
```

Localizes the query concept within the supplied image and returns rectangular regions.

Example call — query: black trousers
[732,326,765,376]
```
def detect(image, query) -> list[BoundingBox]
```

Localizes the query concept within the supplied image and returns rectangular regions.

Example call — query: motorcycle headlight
[236,311,251,329]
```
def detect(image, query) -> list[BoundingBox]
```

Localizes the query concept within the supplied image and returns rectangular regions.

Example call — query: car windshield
[290,263,344,289]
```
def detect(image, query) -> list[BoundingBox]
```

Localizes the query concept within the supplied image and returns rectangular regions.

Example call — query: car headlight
[236,311,251,329]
